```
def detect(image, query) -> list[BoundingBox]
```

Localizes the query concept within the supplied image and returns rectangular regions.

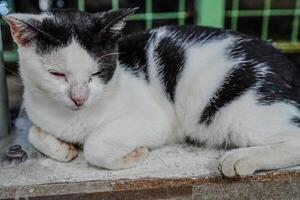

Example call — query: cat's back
[118,25,300,146]
[117,25,233,99]
[118,25,300,103]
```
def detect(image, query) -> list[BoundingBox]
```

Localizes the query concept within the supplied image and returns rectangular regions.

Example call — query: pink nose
[71,97,86,107]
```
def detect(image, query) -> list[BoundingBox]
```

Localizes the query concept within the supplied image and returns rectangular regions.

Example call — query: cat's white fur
[8,13,300,176]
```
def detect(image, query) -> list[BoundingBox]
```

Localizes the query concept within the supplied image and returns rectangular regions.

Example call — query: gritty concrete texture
[0,145,221,187]
[1,110,300,199]
[192,172,300,200]
[2,171,300,199]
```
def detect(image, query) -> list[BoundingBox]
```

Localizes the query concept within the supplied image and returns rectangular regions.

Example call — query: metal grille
[225,0,300,53]
[2,0,300,63]
[1,0,192,63]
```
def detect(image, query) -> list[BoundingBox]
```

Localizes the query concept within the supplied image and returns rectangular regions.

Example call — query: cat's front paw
[122,146,149,168]
[84,140,149,170]
[219,149,257,177]
[56,140,78,162]
[29,125,78,162]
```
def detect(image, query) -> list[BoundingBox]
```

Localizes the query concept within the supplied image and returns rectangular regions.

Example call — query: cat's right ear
[3,14,39,46]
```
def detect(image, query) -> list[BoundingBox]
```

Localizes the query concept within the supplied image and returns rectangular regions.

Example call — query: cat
[4,8,300,177]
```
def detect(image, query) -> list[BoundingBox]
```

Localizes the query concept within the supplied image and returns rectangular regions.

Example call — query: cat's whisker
[4,75,24,87]
[102,61,119,66]
[7,79,24,87]
[97,60,115,65]
[95,92,115,103]
[0,65,22,80]
[100,64,116,68]
[97,51,125,63]
[97,52,121,61]
[8,72,21,79]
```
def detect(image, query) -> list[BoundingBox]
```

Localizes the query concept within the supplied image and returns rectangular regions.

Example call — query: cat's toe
[53,142,77,162]
[234,158,256,177]
[122,146,149,168]
[60,143,78,162]
[220,150,256,177]
[65,144,78,161]
[220,152,238,177]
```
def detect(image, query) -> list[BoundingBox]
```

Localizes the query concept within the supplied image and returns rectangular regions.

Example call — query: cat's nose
[71,97,86,107]
[70,83,89,107]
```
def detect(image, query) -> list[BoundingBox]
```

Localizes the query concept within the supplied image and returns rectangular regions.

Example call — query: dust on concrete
[0,143,222,187]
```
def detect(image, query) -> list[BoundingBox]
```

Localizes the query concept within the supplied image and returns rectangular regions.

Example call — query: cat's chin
[70,106,84,111]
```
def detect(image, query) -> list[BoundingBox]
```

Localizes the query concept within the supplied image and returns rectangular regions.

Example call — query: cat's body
[5,9,300,177]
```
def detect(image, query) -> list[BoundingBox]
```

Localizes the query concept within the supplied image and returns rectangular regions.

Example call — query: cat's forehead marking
[34,11,100,57]
[61,39,98,72]
[40,52,65,70]
[40,39,98,74]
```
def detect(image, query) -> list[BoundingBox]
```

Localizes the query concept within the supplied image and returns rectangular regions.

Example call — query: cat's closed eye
[48,69,67,80]
[89,71,102,82]
[92,71,101,76]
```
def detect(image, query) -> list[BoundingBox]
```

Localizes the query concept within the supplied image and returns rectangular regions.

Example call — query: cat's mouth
[71,106,84,111]
[66,104,85,111]
[66,99,88,111]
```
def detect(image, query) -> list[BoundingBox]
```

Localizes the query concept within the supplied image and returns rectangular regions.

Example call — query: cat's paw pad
[122,147,149,168]
[219,150,256,177]
[55,142,78,162]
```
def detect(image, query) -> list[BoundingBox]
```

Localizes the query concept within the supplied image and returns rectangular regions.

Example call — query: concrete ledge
[2,110,300,199]
[1,171,300,199]
[193,172,300,200]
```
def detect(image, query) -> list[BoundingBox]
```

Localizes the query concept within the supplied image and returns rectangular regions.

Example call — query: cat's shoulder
[118,25,267,48]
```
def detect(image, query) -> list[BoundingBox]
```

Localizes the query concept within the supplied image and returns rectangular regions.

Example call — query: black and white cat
[4,8,300,177]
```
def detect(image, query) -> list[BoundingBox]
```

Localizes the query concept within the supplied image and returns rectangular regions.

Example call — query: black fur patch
[32,9,101,55]
[155,36,185,101]
[198,29,300,126]
[184,136,206,147]
[230,35,300,106]
[199,64,256,125]
[152,25,229,102]
[184,136,239,149]
[256,49,300,105]
[166,25,229,44]
[118,32,150,81]
[291,117,300,127]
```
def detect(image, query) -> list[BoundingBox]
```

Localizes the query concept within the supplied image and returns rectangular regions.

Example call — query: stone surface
[1,110,300,199]
[193,172,300,200]
[1,171,300,199]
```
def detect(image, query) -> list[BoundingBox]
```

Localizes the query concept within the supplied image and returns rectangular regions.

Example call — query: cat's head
[4,8,136,110]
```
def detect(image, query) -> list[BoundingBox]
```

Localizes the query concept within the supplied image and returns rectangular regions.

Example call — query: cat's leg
[220,134,300,177]
[83,116,171,169]
[28,125,77,162]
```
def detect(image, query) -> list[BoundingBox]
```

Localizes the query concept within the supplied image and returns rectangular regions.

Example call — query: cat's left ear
[3,14,40,46]
[96,8,138,34]
[4,14,57,47]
